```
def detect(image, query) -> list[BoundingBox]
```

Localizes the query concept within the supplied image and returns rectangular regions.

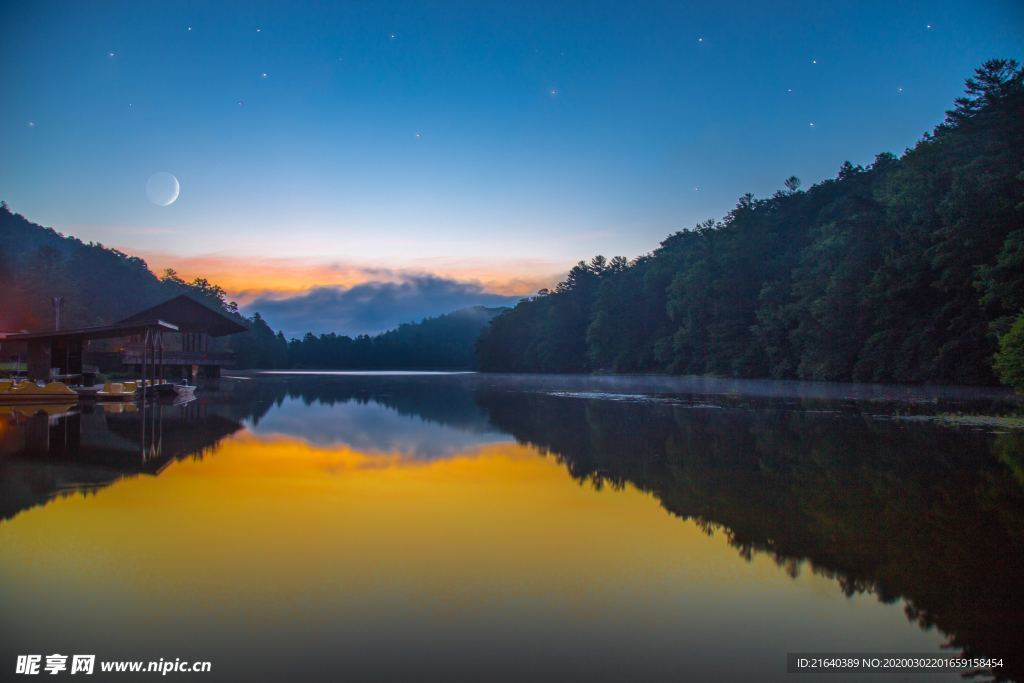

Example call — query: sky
[1,0,1022,335]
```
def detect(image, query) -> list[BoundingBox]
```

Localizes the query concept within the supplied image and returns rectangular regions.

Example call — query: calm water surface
[1,373,1022,682]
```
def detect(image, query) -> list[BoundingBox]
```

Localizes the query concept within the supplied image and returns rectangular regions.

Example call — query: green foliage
[476,59,1024,386]
[978,229,1024,336]
[478,257,624,372]
[994,312,1024,391]
[286,306,506,370]
[232,312,289,369]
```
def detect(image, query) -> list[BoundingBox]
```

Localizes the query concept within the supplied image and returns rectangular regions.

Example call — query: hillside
[0,204,185,330]
[476,59,1024,387]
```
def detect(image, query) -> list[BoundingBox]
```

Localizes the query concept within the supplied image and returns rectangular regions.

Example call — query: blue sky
[1,0,1021,334]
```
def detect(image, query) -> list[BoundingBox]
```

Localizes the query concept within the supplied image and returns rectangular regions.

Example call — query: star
[811,58,817,65]
[549,87,559,96]
[787,88,793,93]
[388,32,397,40]
[897,86,904,93]
[693,186,700,191]
[187,26,192,32]
[260,72,269,79]
[256,27,262,33]
[27,121,35,128]
[809,121,816,128]
[697,37,704,43]
[108,51,116,58]
[237,100,245,107]
[926,23,933,29]
[415,131,422,139]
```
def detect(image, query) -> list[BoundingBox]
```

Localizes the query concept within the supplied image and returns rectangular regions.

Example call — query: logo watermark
[15,655,211,676]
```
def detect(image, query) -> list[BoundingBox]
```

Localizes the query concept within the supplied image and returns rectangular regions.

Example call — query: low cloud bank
[244,275,520,339]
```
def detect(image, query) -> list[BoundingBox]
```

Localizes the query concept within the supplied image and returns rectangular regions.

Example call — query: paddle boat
[96,382,139,401]
[0,379,78,403]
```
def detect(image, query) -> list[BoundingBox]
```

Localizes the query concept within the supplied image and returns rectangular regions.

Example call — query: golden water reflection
[1,428,955,681]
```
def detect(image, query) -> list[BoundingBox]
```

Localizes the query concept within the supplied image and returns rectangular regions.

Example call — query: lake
[1,372,1021,682]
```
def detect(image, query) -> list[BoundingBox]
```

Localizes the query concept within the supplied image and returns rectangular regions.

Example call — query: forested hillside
[282,306,506,369]
[0,203,247,332]
[476,59,1024,388]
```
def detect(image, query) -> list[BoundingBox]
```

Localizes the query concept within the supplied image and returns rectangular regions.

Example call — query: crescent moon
[146,172,180,207]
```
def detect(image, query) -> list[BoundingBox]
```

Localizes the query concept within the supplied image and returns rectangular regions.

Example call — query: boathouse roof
[118,295,247,337]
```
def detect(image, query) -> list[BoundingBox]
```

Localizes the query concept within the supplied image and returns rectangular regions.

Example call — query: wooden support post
[26,339,52,382]
[139,388,146,459]
[142,328,149,396]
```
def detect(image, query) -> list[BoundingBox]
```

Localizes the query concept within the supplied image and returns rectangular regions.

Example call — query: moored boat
[174,384,197,398]
[0,380,78,402]
[96,382,139,401]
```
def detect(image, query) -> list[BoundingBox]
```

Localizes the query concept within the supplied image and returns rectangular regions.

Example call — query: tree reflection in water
[474,388,1024,681]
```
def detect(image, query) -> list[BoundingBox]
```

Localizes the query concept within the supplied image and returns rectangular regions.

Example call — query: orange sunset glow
[135,249,560,300]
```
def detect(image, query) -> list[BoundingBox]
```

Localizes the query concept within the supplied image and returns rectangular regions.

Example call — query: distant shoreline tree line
[475,59,1024,389]
[227,305,505,370]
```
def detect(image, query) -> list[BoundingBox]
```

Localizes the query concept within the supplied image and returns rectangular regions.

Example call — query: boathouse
[116,295,247,378]
[3,295,247,382]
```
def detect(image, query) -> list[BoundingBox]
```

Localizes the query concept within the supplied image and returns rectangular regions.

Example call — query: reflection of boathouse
[0,399,244,522]
[3,295,247,381]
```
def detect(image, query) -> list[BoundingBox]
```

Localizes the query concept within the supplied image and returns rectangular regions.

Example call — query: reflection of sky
[246,396,508,460]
